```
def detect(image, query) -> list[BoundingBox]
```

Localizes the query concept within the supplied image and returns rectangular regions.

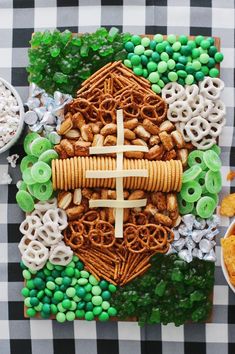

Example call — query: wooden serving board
[24,34,221,322]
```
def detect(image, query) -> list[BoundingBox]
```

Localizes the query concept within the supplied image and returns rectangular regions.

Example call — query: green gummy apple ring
[16,190,35,212]
[20,155,38,173]
[32,181,53,201]
[187,150,207,170]
[38,149,58,165]
[180,180,202,203]
[203,149,221,172]
[177,195,194,215]
[23,132,40,155]
[195,170,207,193]
[31,161,52,183]
[27,184,36,198]
[22,167,36,185]
[202,192,219,205]
[18,181,27,191]
[211,144,221,155]
[182,165,202,183]
[30,137,52,158]
[196,196,216,219]
[205,170,222,194]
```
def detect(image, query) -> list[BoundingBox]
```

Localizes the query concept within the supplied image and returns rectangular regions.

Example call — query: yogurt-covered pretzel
[161,82,185,104]
[167,101,192,123]
[208,100,226,123]
[191,95,204,117]
[185,116,210,142]
[34,198,57,213]
[193,137,216,150]
[49,241,73,266]
[199,77,224,101]
[19,215,42,236]
[35,222,63,246]
[22,240,49,271]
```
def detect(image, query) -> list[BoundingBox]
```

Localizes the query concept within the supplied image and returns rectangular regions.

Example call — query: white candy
[0,172,12,184]
[22,240,49,271]
[7,154,19,168]
[24,110,38,125]
[49,241,73,266]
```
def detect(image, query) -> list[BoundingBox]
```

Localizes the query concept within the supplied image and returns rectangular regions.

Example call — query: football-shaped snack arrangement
[18,29,224,325]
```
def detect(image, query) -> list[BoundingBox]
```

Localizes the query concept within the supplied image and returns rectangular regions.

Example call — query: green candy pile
[123,34,223,93]
[16,132,58,212]
[27,28,131,95]
[178,145,222,218]
[21,255,117,322]
[111,254,214,326]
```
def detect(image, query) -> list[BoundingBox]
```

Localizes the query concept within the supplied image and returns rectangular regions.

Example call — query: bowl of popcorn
[0,77,24,154]
[221,219,235,294]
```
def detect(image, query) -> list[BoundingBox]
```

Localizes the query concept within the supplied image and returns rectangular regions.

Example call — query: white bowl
[0,77,24,154]
[221,219,235,293]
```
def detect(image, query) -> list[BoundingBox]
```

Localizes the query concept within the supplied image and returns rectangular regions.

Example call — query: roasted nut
[60,139,74,157]
[65,129,80,139]
[134,125,151,141]
[124,151,144,159]
[152,192,166,211]
[159,120,175,133]
[91,192,101,200]
[101,189,108,199]
[132,138,148,147]
[80,124,94,142]
[89,122,101,134]
[154,213,172,227]
[74,141,91,156]
[128,190,145,200]
[144,144,164,160]
[66,205,85,220]
[104,135,117,146]
[171,130,185,148]
[166,193,178,212]
[173,215,181,227]
[184,142,194,150]
[58,191,73,209]
[144,203,157,216]
[100,209,107,221]
[72,112,85,129]
[124,128,136,140]
[177,148,188,167]
[92,134,104,147]
[107,190,116,199]
[143,119,159,135]
[123,209,130,223]
[58,118,73,135]
[106,208,115,224]
[73,188,82,205]
[65,112,73,120]
[149,135,160,146]
[163,149,177,160]
[159,131,174,151]
[124,118,138,130]
[54,144,68,159]
[82,188,93,199]
[169,210,179,221]
[100,123,117,136]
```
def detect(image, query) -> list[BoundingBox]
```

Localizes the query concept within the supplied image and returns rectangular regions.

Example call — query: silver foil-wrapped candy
[25,84,72,139]
[172,213,220,263]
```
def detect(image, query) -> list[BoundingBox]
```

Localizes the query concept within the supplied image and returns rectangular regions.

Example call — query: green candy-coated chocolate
[89,275,99,286]
[141,37,150,47]
[148,72,160,83]
[214,52,224,63]
[85,311,94,321]
[66,311,76,321]
[92,295,103,306]
[91,286,102,296]
[134,45,145,55]
[75,309,85,318]
[98,311,109,322]
[209,68,219,78]
[56,312,66,323]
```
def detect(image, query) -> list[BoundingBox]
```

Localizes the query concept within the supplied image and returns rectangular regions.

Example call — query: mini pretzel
[167,101,192,123]
[89,221,115,248]
[49,241,73,266]
[208,100,226,123]
[185,116,210,142]
[199,77,224,101]
[22,240,49,271]
[124,224,145,253]
[184,84,199,101]
[201,99,214,118]
[19,215,42,236]
[191,95,204,117]
[35,222,63,246]
[193,136,216,150]
[138,224,167,250]
[63,221,85,249]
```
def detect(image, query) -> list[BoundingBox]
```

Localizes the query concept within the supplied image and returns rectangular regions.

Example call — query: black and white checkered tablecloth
[0,1,234,354]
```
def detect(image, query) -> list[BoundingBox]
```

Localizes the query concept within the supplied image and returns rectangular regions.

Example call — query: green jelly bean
[177,70,187,78]
[23,270,31,280]
[140,54,148,66]
[144,49,153,57]
[66,287,76,298]
[21,287,30,297]
[54,290,64,302]
[93,306,102,316]
[196,196,216,219]
[151,52,160,62]
[183,165,202,183]
[192,60,201,71]
[76,286,86,298]
[205,170,222,194]
[181,181,202,203]
[203,150,221,171]
[160,52,169,62]
[16,190,34,212]
[30,297,39,307]
[102,290,111,300]
[155,43,165,53]
[147,61,157,72]
[42,303,51,314]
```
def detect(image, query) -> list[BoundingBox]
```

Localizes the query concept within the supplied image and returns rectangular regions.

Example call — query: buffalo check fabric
[0,0,235,354]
